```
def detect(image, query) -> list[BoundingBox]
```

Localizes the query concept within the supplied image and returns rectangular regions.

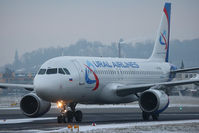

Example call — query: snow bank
[0,117,55,124]
[38,120,199,133]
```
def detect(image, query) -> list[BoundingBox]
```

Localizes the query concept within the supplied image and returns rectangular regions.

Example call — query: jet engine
[20,93,51,117]
[139,89,169,114]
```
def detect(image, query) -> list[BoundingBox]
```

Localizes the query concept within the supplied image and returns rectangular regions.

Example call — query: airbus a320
[1,2,199,123]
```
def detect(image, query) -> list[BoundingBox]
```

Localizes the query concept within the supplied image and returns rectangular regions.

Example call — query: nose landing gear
[57,101,83,123]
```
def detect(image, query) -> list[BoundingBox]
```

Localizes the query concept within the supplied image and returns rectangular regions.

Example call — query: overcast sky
[0,0,199,66]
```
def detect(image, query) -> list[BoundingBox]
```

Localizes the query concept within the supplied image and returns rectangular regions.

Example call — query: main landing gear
[57,102,83,123]
[142,111,159,121]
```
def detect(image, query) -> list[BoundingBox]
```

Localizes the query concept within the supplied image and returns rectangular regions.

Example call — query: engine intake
[139,89,169,114]
[20,93,51,117]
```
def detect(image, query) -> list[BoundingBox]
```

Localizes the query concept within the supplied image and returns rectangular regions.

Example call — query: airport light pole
[118,38,124,58]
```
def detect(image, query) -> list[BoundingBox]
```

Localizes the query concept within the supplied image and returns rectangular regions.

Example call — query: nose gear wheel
[57,102,83,123]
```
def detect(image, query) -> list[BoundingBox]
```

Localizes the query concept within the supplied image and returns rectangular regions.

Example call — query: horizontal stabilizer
[171,67,199,73]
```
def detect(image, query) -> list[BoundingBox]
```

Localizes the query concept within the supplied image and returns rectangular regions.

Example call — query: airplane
[0,2,199,123]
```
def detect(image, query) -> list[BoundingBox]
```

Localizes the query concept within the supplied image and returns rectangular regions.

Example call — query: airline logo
[84,60,139,91]
[92,61,139,68]
[159,30,168,50]
[84,61,99,91]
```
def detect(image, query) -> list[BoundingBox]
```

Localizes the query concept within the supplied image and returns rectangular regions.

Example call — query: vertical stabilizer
[149,3,171,62]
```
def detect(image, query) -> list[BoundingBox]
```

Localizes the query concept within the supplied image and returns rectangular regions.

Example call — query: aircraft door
[71,60,85,85]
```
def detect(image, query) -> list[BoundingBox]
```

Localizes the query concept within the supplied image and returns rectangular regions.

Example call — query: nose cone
[34,75,60,102]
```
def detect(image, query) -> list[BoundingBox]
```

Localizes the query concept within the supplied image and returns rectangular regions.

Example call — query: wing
[0,83,34,91]
[116,77,199,97]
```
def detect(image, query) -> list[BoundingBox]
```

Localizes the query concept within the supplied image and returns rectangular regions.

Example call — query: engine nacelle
[139,89,169,114]
[20,93,51,117]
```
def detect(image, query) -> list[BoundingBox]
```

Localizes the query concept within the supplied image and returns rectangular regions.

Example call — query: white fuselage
[34,56,172,104]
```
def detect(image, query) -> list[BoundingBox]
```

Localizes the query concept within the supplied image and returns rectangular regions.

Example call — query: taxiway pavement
[0,105,199,132]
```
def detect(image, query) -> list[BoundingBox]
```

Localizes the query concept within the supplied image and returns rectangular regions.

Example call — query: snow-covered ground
[76,120,199,133]
[12,120,199,133]
[1,117,199,132]
[0,117,55,124]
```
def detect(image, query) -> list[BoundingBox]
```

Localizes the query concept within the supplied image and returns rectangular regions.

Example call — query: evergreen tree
[180,60,184,69]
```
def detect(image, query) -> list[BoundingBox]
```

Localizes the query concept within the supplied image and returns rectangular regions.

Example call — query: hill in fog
[1,38,199,73]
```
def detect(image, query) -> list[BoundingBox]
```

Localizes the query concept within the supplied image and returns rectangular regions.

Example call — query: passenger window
[38,69,46,75]
[46,68,57,74]
[58,68,65,75]
[63,68,70,75]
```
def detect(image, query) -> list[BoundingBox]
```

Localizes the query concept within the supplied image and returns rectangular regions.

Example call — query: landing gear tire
[152,114,159,121]
[57,102,83,123]
[57,115,62,123]
[74,110,83,122]
[67,111,74,123]
[142,111,150,121]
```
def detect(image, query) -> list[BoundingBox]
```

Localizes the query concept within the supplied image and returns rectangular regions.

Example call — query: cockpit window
[58,68,65,75]
[46,68,57,74]
[63,68,70,75]
[38,69,46,75]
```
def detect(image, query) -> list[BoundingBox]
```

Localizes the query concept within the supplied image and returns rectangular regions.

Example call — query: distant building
[170,60,199,97]
[0,73,5,82]
[0,71,35,96]
[174,72,199,97]
[0,71,35,84]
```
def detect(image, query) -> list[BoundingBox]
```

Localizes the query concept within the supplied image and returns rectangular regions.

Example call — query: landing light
[57,100,64,108]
